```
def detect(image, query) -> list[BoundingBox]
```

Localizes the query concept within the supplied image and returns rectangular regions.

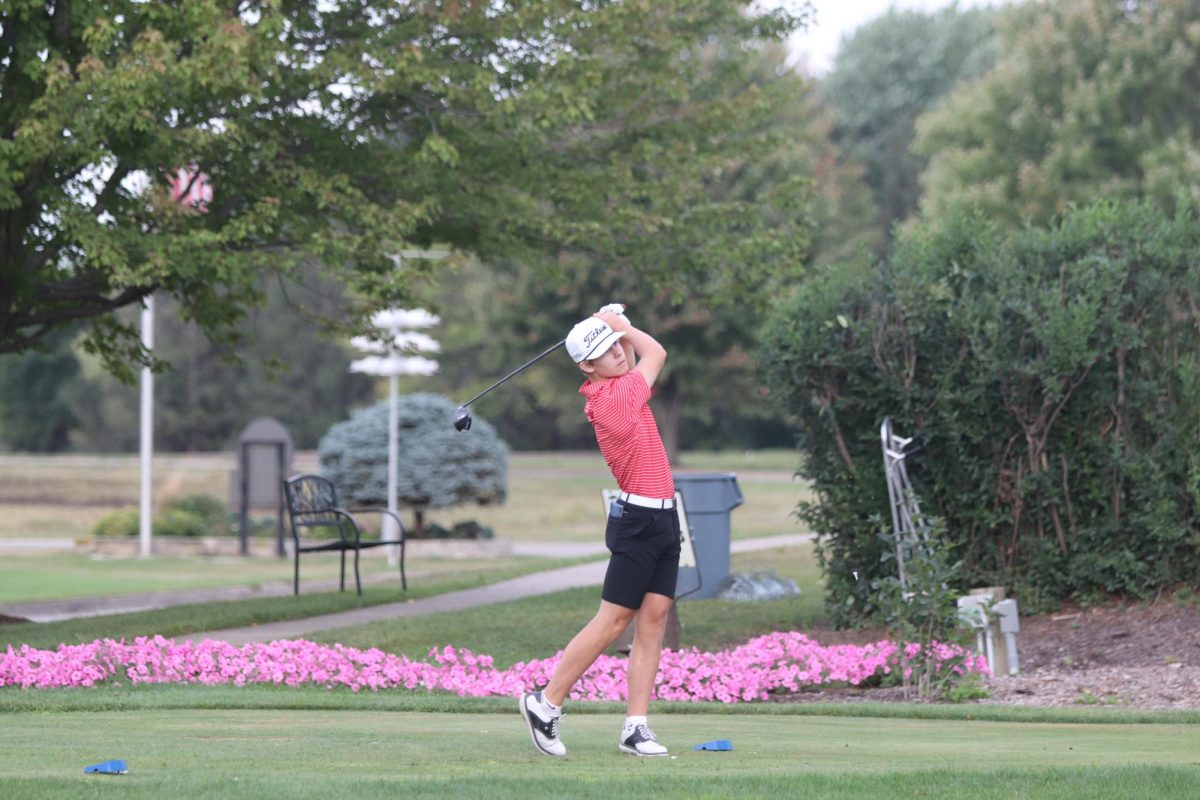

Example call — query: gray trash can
[675,472,744,600]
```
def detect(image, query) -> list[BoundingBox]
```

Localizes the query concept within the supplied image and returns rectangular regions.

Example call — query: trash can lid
[674,472,744,512]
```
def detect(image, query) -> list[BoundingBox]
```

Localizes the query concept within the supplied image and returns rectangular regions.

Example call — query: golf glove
[597,303,630,325]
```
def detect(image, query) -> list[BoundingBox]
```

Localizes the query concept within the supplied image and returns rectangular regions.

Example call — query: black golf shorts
[601,501,681,610]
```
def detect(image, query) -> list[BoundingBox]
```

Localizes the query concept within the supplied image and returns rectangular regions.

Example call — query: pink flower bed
[0,632,987,702]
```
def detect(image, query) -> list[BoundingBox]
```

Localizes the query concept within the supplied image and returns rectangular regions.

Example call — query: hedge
[761,201,1200,623]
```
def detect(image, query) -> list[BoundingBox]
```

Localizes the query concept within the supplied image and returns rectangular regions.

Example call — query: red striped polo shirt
[579,371,674,499]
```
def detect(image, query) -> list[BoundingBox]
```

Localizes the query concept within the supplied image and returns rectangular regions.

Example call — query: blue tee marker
[84,759,128,775]
[693,740,733,751]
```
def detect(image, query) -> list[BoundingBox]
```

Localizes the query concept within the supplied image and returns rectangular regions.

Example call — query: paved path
[0,537,76,552]
[0,576,374,624]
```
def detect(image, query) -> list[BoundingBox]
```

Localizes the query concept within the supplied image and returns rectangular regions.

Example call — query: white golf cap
[565,318,626,363]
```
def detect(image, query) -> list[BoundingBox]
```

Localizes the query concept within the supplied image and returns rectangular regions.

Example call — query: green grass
[311,546,824,665]
[0,557,588,651]
[0,707,1196,800]
[4,684,1200,725]
[0,549,598,605]
[0,551,418,603]
[0,545,816,658]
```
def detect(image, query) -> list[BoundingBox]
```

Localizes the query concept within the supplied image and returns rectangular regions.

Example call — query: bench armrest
[345,506,407,542]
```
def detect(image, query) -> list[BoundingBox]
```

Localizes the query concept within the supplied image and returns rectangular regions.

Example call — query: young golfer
[519,304,680,758]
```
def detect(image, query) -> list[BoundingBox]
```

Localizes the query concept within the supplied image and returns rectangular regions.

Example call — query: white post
[348,277,446,574]
[138,294,154,559]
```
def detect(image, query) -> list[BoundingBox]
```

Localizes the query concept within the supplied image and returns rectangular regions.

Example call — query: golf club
[453,340,565,431]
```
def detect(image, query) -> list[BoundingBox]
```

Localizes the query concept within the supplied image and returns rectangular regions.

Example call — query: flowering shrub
[0,632,988,701]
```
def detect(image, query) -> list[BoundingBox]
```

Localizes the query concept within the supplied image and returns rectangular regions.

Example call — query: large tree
[916,0,1200,225]
[1,0,809,381]
[819,5,997,253]
[427,42,844,459]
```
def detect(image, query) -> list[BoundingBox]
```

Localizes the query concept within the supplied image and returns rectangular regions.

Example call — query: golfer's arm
[618,335,635,369]
[624,328,666,387]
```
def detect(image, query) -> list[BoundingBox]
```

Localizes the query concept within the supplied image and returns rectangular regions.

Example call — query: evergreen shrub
[317,394,507,536]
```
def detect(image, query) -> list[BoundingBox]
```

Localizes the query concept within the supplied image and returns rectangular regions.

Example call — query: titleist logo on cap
[583,325,606,346]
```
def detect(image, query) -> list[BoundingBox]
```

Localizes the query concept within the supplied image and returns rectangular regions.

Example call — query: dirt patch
[789,600,1200,710]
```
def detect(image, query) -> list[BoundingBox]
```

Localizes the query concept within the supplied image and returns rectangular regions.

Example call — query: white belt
[618,491,675,510]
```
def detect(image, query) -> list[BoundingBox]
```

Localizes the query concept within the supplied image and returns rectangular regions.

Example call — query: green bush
[154,509,209,538]
[93,507,140,538]
[318,394,508,537]
[761,200,1200,623]
[422,520,496,540]
[91,495,233,539]
[167,494,233,536]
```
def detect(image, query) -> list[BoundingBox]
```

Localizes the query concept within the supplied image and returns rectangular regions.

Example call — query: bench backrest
[284,474,348,539]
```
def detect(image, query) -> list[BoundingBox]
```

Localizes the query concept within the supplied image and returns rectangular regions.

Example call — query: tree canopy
[916,0,1200,225]
[424,42,841,460]
[1,0,810,380]
[820,5,997,252]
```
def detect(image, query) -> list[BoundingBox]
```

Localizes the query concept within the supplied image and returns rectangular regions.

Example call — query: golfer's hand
[596,303,630,328]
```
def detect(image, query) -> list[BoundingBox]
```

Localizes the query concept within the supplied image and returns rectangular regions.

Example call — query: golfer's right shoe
[619,723,669,757]
[519,691,566,757]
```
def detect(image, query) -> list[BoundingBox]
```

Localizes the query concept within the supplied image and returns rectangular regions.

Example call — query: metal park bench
[282,474,407,596]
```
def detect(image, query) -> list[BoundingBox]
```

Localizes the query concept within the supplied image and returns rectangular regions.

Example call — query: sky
[785,0,992,75]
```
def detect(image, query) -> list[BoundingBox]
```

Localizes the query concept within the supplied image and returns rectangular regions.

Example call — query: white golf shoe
[519,691,566,757]
[619,723,669,757]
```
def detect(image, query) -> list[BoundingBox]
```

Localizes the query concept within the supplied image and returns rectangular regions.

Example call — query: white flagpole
[138,294,154,559]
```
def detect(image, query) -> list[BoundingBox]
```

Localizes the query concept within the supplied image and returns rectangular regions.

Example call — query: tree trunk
[655,372,683,466]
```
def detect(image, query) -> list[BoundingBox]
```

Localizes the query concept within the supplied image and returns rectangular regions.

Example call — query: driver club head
[453,405,472,431]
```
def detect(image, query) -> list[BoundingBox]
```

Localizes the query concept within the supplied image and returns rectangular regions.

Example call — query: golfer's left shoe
[619,723,669,757]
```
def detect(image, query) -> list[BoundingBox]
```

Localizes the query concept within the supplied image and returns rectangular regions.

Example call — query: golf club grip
[460,340,565,407]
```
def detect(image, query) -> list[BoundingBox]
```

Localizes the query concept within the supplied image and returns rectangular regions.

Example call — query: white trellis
[880,416,930,589]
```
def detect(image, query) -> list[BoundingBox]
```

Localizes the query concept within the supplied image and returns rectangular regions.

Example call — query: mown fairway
[0,708,1197,799]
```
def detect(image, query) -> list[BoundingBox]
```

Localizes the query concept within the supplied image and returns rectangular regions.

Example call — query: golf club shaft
[460,340,565,408]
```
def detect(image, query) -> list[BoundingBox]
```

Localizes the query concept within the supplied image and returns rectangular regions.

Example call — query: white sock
[624,715,647,731]
[540,693,561,714]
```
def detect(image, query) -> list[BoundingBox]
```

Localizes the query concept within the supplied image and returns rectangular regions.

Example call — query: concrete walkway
[0,533,812,643]
[0,576,375,624]
[0,537,76,552]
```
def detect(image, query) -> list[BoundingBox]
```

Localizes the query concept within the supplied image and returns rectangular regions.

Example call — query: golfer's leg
[544,600,635,706]
[625,592,673,716]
